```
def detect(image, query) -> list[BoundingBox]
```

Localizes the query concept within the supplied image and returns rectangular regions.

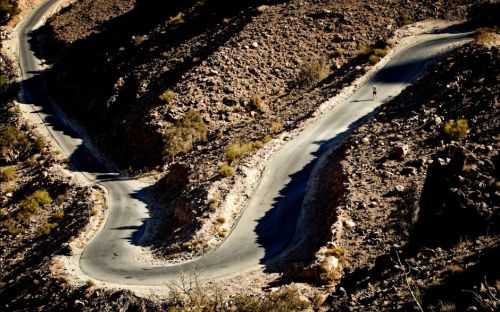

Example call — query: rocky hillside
[306,40,499,310]
[36,0,470,170]
[30,0,473,258]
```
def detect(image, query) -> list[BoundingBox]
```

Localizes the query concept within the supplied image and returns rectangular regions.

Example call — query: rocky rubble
[307,42,499,310]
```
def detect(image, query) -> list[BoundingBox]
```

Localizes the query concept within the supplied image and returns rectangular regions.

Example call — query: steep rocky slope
[306,40,499,310]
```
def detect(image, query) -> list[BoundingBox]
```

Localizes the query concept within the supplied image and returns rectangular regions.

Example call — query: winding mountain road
[15,0,472,286]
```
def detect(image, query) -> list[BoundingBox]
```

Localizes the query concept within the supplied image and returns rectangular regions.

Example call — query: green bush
[219,163,234,177]
[443,119,469,139]
[163,110,207,160]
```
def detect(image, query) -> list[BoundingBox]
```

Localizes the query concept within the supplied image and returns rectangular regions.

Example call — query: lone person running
[372,86,377,100]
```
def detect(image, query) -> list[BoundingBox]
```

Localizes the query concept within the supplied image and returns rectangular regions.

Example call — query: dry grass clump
[224,141,262,163]
[20,189,53,214]
[474,28,500,47]
[37,222,57,236]
[159,89,177,104]
[443,119,469,139]
[358,42,389,65]
[218,163,234,177]
[0,126,30,164]
[231,286,311,312]
[163,110,207,160]
[169,12,185,25]
[298,56,329,88]
[0,166,16,182]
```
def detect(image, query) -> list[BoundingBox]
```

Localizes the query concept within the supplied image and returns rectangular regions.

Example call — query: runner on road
[372,86,377,99]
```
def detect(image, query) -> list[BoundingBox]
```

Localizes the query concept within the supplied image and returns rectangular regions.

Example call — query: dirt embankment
[304,40,500,310]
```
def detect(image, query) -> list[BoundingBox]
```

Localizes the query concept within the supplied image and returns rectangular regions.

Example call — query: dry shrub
[368,54,380,64]
[298,57,329,88]
[164,110,207,160]
[218,163,234,177]
[232,286,310,312]
[37,222,57,236]
[224,142,255,162]
[474,28,500,47]
[160,89,177,104]
[0,166,16,182]
[270,121,284,134]
[169,12,185,25]
[443,119,469,139]
[20,189,52,214]
[2,218,20,235]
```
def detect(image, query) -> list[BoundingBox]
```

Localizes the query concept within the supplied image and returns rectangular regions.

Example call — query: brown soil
[308,42,499,311]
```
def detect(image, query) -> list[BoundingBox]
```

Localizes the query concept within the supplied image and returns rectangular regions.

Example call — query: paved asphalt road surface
[16,0,472,285]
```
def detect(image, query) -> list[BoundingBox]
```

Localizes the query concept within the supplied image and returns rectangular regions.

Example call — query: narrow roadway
[16,0,472,286]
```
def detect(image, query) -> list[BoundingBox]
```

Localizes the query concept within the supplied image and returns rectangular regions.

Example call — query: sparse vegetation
[373,48,388,57]
[0,126,30,164]
[169,12,185,25]
[52,210,65,220]
[0,73,8,89]
[163,110,207,160]
[159,89,177,104]
[360,45,388,65]
[443,119,469,139]
[368,54,380,64]
[0,166,16,182]
[218,163,234,177]
[298,56,329,88]
[2,217,19,235]
[37,222,57,236]
[225,142,253,162]
[474,28,499,47]
[231,286,311,312]
[168,273,310,312]
[20,189,53,214]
